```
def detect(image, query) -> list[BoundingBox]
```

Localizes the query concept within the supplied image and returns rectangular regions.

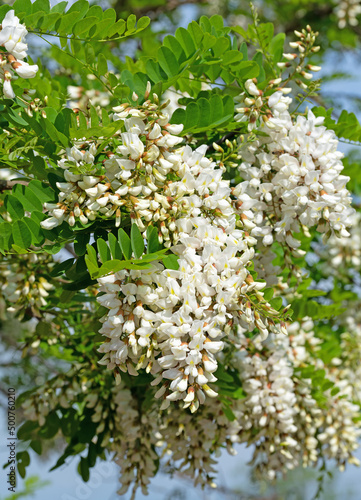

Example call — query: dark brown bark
[0,179,29,192]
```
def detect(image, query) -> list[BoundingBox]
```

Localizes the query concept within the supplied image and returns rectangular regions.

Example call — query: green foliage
[9,0,150,42]
[171,93,235,133]
[313,106,361,144]
[84,227,172,279]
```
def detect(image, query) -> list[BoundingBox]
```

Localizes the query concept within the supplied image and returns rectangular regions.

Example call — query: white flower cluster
[232,319,361,480]
[112,389,159,496]
[22,369,241,497]
[41,99,185,231]
[334,0,361,28]
[158,398,241,488]
[0,10,38,99]
[337,310,361,402]
[92,99,284,411]
[234,89,354,252]
[41,143,108,229]
[324,211,361,269]
[67,84,110,110]
[97,151,281,411]
[0,253,53,318]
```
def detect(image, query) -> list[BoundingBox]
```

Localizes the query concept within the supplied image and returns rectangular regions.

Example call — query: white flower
[0,11,38,98]
[13,60,38,78]
[234,91,355,252]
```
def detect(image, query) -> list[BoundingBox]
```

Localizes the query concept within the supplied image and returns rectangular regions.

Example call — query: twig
[65,244,77,258]
[0,179,29,192]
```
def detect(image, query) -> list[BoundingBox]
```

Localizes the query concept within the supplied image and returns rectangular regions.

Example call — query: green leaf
[74,233,90,256]
[131,224,144,258]
[38,11,61,30]
[86,244,98,265]
[27,180,56,204]
[32,0,50,14]
[4,195,24,220]
[108,233,122,260]
[163,254,179,270]
[188,21,203,46]
[107,18,126,38]
[30,440,42,455]
[12,184,43,212]
[50,258,74,277]
[13,0,32,16]
[126,13,136,31]
[147,226,160,254]
[97,53,108,76]
[197,98,211,128]
[222,49,243,65]
[23,217,45,246]
[257,22,274,48]
[39,412,60,439]
[51,1,67,14]
[157,46,179,77]
[84,256,98,279]
[17,420,38,440]
[97,238,111,263]
[93,259,151,279]
[57,12,79,35]
[269,33,285,62]
[136,16,150,32]
[163,35,185,62]
[12,220,32,250]
[237,61,259,80]
[67,0,89,17]
[175,27,196,57]
[118,228,132,260]
[73,16,98,36]
[270,297,283,310]
[184,101,200,130]
[17,451,30,479]
[209,14,224,31]
[0,222,13,252]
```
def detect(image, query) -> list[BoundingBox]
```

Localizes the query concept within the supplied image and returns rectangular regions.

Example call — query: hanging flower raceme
[67,83,111,111]
[69,95,287,412]
[233,86,355,253]
[231,319,361,480]
[0,253,54,318]
[334,0,361,28]
[319,210,361,270]
[0,10,38,99]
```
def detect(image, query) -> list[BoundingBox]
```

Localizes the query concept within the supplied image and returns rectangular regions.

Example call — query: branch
[65,244,77,258]
[0,179,29,192]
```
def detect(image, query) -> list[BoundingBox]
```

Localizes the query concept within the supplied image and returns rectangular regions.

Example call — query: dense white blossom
[324,211,361,268]
[231,319,361,479]
[234,89,354,252]
[79,99,284,411]
[334,0,361,28]
[67,84,110,110]
[0,10,38,98]
[0,253,54,318]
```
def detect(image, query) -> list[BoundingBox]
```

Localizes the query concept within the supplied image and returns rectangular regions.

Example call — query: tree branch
[65,244,77,258]
[0,179,29,192]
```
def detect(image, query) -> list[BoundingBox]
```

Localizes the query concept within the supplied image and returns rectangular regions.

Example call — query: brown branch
[65,244,77,258]
[0,179,29,192]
